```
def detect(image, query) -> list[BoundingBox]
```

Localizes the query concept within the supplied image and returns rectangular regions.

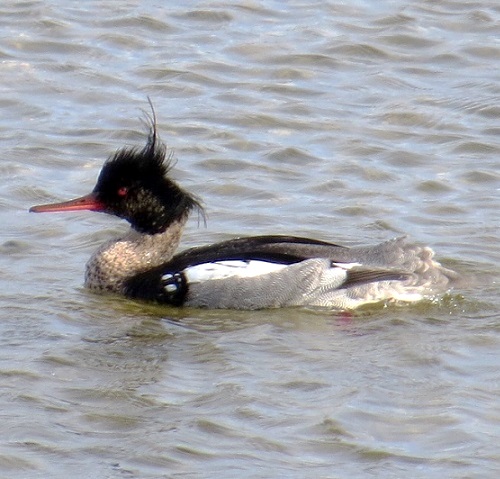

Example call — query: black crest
[92,104,202,234]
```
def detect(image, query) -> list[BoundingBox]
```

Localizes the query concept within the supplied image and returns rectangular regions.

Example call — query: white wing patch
[184,260,287,283]
[331,262,362,270]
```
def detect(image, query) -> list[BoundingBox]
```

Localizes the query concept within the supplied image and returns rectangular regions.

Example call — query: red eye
[117,186,128,197]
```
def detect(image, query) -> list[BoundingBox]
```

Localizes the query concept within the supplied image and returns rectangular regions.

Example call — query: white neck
[84,217,187,293]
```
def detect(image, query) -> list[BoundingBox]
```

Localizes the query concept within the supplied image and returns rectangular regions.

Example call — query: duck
[30,115,459,310]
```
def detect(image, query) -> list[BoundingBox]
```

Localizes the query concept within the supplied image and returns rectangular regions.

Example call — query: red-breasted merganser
[30,118,459,310]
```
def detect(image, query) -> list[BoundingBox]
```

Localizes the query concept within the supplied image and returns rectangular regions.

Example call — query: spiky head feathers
[93,122,202,234]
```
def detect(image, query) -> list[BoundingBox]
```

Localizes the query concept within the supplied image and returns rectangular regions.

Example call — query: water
[1,1,499,477]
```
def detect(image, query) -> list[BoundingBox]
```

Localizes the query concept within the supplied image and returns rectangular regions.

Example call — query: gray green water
[1,1,499,477]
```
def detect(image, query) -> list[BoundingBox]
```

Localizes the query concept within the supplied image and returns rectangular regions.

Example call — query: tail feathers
[349,236,459,291]
[401,243,459,292]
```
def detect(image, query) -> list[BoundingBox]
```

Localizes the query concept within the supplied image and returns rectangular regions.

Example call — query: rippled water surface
[1,1,499,477]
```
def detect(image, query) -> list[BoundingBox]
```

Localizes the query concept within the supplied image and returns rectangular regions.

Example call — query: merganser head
[30,118,202,234]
